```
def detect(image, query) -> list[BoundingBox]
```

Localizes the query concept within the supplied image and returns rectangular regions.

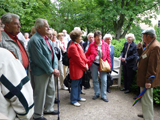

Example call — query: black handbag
[82,70,91,88]
[107,72,113,87]
[63,74,72,92]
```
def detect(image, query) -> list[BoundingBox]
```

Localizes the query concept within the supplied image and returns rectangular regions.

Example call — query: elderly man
[62,29,70,43]
[137,27,160,120]
[28,18,60,120]
[83,33,94,53]
[0,13,29,71]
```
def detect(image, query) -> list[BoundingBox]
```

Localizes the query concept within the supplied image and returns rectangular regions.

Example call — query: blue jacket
[110,45,114,71]
[28,32,58,75]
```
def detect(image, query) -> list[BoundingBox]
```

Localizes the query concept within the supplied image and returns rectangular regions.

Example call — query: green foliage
[153,86,160,104]
[154,25,160,42]
[111,39,126,57]
[1,0,160,37]
[129,25,143,41]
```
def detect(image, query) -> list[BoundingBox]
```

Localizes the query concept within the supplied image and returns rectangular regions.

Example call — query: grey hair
[35,18,47,31]
[125,33,135,40]
[103,34,112,41]
[148,34,156,39]
[1,13,20,24]
[87,33,94,38]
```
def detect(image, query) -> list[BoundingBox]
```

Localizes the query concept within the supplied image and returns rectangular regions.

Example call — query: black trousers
[123,65,135,91]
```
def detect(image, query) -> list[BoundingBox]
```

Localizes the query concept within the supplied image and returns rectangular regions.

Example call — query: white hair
[35,18,47,31]
[87,33,94,38]
[62,29,67,33]
[1,13,20,24]
[74,27,81,31]
[125,33,135,40]
[103,34,112,41]
[24,33,29,37]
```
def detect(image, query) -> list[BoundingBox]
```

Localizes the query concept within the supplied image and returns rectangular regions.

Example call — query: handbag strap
[94,43,102,58]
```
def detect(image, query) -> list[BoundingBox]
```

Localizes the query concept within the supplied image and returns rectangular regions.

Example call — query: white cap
[141,27,155,35]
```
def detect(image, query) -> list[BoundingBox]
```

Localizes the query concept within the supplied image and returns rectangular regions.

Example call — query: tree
[94,0,160,40]
[0,0,56,32]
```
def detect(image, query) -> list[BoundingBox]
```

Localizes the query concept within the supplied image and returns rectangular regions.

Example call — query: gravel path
[44,82,160,120]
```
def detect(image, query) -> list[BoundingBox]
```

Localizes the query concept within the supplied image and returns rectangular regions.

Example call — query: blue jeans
[70,77,82,104]
[90,63,107,99]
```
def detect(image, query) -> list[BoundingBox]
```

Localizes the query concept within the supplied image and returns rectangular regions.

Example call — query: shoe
[124,90,130,94]
[101,98,109,102]
[72,102,81,107]
[137,114,143,118]
[33,117,47,120]
[84,87,90,89]
[61,85,68,90]
[92,95,99,100]
[107,88,111,93]
[54,98,60,104]
[44,110,59,115]
[81,91,86,94]
[79,98,86,102]
[120,88,126,91]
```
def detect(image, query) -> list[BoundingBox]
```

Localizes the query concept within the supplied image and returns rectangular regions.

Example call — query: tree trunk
[115,28,122,40]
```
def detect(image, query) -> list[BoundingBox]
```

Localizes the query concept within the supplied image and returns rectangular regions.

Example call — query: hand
[145,83,151,88]
[119,56,122,60]
[52,69,60,77]
[121,58,125,62]
[59,46,63,50]
[86,64,89,71]
[137,42,142,49]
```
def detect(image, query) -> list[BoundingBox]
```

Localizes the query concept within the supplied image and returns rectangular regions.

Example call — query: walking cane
[56,77,60,120]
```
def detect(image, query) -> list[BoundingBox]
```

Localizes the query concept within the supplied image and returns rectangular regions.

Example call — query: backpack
[62,52,70,66]
[54,47,61,60]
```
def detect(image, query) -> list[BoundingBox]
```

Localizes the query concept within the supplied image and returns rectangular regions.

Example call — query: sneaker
[61,85,68,90]
[79,98,86,102]
[73,102,81,107]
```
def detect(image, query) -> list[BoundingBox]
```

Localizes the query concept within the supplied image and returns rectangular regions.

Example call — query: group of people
[0,12,160,120]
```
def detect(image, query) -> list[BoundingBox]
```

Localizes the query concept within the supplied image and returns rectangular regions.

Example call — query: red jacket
[85,40,111,69]
[68,42,88,80]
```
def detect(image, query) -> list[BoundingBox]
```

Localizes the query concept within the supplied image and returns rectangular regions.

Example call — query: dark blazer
[120,41,138,68]
[82,40,88,52]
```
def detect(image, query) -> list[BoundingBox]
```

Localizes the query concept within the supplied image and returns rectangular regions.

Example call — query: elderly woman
[48,29,68,90]
[119,33,138,93]
[58,33,68,79]
[86,30,111,102]
[103,34,114,93]
[67,29,88,107]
